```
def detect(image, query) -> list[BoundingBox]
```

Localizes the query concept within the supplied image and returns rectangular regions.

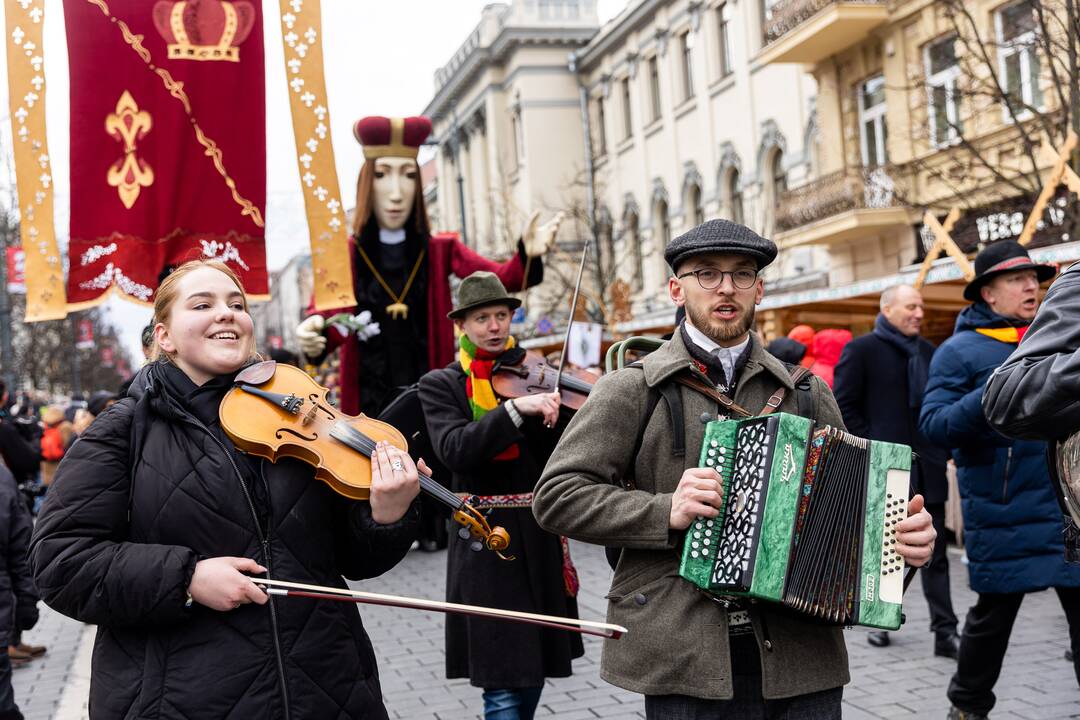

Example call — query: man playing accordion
[533,220,935,719]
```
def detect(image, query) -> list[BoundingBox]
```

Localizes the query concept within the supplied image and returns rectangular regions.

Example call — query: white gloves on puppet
[296,315,327,356]
[296,311,381,358]
[523,210,564,258]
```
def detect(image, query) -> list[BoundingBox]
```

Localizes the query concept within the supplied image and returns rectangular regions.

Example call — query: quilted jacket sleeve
[29,400,198,627]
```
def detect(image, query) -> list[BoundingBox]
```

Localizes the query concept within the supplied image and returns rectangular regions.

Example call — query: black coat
[30,363,418,719]
[418,363,583,688]
[833,332,948,504]
[0,465,37,647]
[0,415,40,485]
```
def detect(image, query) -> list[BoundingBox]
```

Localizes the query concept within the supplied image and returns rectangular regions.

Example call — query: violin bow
[555,238,591,392]
[255,578,626,639]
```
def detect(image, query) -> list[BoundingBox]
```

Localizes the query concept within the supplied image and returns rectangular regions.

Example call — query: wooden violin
[492,349,598,411]
[218,361,511,556]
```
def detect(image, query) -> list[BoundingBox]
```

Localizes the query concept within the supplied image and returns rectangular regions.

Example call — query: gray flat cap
[664,219,777,271]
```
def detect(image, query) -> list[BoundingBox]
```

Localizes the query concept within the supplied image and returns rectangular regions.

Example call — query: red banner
[6,247,25,294]
[76,318,94,349]
[64,0,267,308]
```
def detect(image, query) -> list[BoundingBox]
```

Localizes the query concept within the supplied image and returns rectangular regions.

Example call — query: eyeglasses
[676,268,758,291]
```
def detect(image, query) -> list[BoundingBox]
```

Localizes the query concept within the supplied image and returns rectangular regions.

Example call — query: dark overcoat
[418,362,583,688]
[919,302,1080,593]
[30,363,418,719]
[833,330,948,503]
[0,465,37,648]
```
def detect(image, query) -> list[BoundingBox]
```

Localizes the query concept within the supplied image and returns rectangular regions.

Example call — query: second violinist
[418,271,583,720]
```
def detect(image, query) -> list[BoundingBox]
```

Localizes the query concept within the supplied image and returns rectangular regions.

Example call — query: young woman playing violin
[30,260,423,719]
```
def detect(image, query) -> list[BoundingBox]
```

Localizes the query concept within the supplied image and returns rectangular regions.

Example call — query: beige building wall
[424,1,599,263]
[578,0,824,322]
[769,0,1066,291]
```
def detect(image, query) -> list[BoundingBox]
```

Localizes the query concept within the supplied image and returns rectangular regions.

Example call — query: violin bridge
[301,402,318,426]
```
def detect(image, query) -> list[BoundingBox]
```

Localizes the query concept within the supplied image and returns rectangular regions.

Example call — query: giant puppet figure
[297,116,558,417]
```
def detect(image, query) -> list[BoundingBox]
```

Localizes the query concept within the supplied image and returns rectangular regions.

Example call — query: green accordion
[678,412,912,630]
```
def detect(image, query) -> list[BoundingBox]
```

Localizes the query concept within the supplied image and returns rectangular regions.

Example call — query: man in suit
[833,284,959,658]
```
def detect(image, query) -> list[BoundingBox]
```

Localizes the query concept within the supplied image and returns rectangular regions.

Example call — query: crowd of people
[0,116,1075,720]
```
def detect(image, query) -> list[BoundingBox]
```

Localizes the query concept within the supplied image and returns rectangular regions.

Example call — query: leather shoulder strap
[759,366,813,416]
[673,376,754,418]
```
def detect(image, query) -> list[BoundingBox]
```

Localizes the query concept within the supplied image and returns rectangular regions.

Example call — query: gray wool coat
[534,330,852,700]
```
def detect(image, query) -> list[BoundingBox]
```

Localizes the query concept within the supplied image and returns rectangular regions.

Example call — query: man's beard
[686,300,755,345]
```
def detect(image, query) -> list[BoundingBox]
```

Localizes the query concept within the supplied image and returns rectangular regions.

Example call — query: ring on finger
[390,458,404,471]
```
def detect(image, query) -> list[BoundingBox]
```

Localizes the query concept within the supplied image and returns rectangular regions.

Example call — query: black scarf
[873,314,928,410]
[679,322,750,391]
[157,362,270,529]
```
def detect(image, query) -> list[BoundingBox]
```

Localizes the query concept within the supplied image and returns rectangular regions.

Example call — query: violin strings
[330,422,463,509]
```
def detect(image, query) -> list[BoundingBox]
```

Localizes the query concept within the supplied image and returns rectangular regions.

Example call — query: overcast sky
[0,0,622,371]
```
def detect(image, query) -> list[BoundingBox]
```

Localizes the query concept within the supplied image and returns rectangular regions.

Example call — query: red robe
[319,232,539,416]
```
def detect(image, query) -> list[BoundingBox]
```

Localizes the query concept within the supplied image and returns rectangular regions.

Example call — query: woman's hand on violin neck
[369,441,423,525]
[510,392,561,429]
[188,557,269,612]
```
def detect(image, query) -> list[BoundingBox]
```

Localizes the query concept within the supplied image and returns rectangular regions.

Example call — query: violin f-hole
[276,427,318,442]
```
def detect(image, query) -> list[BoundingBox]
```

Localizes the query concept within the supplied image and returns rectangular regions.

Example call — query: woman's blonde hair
[149,259,256,362]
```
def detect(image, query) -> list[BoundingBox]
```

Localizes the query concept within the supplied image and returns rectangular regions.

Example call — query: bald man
[833,285,959,657]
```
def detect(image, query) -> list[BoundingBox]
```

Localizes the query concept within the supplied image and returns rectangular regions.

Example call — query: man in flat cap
[535,219,936,718]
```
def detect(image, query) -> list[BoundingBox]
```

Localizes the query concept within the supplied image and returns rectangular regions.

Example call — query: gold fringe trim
[278,0,355,311]
[5,0,67,321]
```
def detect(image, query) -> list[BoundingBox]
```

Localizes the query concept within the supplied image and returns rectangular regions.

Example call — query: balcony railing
[775,166,902,233]
[764,0,889,46]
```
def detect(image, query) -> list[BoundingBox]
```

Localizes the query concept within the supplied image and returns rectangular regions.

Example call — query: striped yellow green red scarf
[459,334,519,461]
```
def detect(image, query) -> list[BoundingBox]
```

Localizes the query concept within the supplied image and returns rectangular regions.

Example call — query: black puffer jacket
[0,465,37,647]
[30,363,418,719]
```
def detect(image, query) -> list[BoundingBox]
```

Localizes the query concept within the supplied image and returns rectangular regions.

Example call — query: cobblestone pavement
[13,543,1079,719]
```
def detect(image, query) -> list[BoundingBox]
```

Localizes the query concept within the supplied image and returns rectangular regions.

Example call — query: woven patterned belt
[454,491,580,598]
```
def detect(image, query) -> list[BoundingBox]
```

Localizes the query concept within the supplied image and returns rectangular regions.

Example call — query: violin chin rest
[236,360,278,386]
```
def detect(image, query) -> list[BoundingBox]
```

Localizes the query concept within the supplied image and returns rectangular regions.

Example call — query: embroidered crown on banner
[152,0,257,63]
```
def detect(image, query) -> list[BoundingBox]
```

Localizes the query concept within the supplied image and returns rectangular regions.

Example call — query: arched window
[655,197,671,281]
[623,203,643,291]
[687,183,703,227]
[596,207,614,280]
[771,150,787,204]
[726,169,744,225]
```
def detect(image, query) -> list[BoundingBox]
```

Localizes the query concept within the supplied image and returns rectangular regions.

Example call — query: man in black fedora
[920,240,1080,720]
[418,271,583,719]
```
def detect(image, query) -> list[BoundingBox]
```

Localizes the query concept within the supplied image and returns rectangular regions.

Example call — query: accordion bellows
[679,412,911,630]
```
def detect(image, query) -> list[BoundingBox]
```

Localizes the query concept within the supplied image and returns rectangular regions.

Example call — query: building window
[687,184,703,226]
[625,208,643,290]
[771,151,787,206]
[717,3,733,78]
[761,0,781,45]
[859,74,888,167]
[997,0,1042,117]
[511,107,525,164]
[594,98,607,157]
[726,169,744,225]
[621,77,633,139]
[656,198,671,275]
[648,56,662,122]
[926,36,961,147]
[680,32,695,101]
